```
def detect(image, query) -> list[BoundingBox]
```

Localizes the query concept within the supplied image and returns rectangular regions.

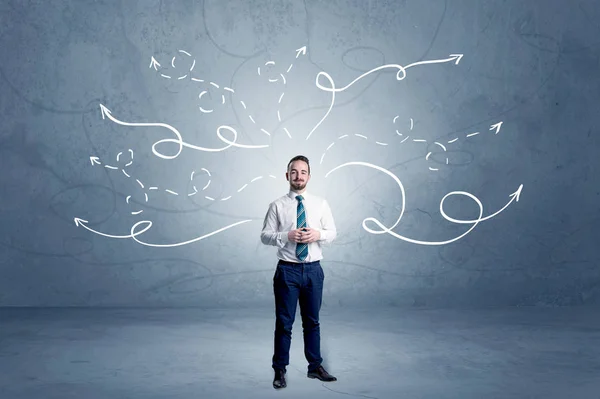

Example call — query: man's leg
[300,263,337,382]
[272,263,301,373]
[298,262,324,371]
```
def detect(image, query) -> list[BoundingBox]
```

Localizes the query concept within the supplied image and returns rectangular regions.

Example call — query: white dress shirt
[261,190,336,262]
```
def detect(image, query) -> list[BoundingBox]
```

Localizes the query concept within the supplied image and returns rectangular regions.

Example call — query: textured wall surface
[1,0,599,308]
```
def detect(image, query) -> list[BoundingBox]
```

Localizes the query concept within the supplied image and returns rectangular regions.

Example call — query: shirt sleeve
[317,199,337,245]
[260,201,289,248]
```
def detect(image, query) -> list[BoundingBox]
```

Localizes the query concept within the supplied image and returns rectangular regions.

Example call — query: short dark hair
[287,155,310,175]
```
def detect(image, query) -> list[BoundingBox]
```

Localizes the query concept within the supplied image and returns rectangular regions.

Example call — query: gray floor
[1,306,599,399]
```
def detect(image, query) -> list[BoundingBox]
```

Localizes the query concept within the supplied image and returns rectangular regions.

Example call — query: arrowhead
[449,53,463,65]
[99,104,111,119]
[509,184,524,202]
[89,156,100,165]
[149,56,161,70]
[73,217,88,227]
[295,46,307,58]
[489,121,503,134]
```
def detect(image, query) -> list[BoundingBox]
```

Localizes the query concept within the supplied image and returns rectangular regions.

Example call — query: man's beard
[290,181,306,191]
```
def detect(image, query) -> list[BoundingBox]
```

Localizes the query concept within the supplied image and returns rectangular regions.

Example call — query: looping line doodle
[99,104,268,161]
[264,46,307,139]
[426,121,504,171]
[325,161,523,245]
[90,148,279,216]
[187,169,277,201]
[150,47,308,140]
[90,150,184,215]
[307,54,464,141]
[76,48,522,248]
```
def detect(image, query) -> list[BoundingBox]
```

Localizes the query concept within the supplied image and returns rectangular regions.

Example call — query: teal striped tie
[295,195,308,261]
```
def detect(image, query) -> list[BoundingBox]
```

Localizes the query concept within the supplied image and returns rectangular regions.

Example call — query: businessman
[261,155,337,389]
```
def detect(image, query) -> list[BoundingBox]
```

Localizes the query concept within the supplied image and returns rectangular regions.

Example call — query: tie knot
[295,195,304,202]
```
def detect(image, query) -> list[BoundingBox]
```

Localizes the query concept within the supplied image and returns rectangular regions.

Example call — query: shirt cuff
[280,232,290,244]
[317,229,327,241]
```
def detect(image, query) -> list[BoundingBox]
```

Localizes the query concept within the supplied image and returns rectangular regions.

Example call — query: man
[260,155,338,389]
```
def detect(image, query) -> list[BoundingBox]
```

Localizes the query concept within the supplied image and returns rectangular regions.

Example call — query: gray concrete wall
[1,0,598,308]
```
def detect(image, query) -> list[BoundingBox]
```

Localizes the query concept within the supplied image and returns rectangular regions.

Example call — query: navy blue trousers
[272,259,324,373]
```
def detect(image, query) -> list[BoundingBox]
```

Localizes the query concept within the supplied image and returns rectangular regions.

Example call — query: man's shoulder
[305,192,329,206]
[270,194,291,206]
[308,192,325,200]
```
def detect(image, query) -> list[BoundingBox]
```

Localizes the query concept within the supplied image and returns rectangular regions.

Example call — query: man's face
[286,160,310,191]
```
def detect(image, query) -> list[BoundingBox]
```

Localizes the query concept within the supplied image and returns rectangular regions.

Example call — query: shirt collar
[288,190,309,200]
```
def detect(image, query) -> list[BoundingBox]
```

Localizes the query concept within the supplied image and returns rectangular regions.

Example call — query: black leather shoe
[307,365,337,382]
[273,368,286,389]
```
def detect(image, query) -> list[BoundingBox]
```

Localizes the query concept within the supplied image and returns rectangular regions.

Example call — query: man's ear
[285,172,289,181]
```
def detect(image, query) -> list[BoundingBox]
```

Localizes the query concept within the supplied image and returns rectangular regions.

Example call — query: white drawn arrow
[325,161,523,246]
[490,121,503,134]
[405,53,463,68]
[99,103,184,160]
[149,56,161,71]
[99,104,267,160]
[150,51,194,79]
[74,217,149,239]
[295,46,307,58]
[307,54,463,140]
[447,184,523,224]
[74,217,253,247]
[317,53,463,94]
[275,46,307,137]
[89,155,118,170]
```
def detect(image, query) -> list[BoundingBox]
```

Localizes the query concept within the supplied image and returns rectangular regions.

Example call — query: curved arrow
[73,217,151,239]
[325,161,522,246]
[490,121,503,134]
[99,104,268,160]
[295,46,307,58]
[74,217,253,247]
[307,54,463,140]
[149,56,161,71]
[316,53,463,94]
[444,184,523,224]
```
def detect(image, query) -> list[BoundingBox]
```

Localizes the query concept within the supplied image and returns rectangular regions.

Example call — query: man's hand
[288,228,321,244]
[288,228,303,243]
[298,227,321,244]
